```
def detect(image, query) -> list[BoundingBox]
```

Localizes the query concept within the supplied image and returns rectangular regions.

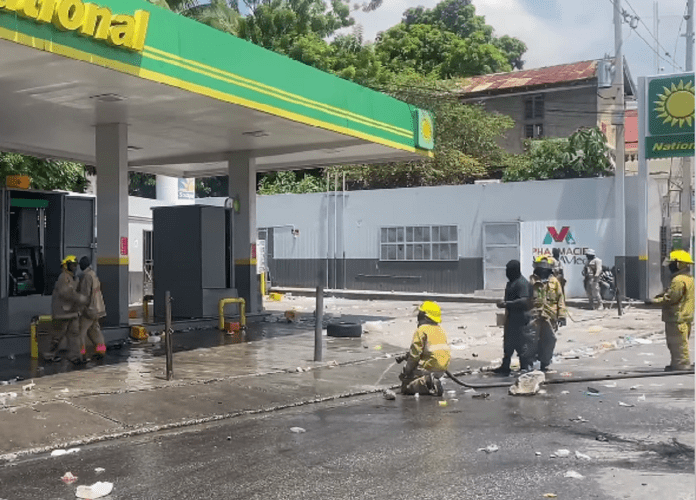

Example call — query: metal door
[64,195,96,268]
[483,222,520,290]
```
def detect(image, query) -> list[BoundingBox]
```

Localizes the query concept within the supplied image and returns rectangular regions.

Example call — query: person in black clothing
[493,259,535,374]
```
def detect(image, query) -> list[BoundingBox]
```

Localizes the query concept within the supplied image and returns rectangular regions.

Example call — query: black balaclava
[669,261,680,274]
[534,266,552,279]
[79,256,91,272]
[506,260,521,282]
[552,248,560,260]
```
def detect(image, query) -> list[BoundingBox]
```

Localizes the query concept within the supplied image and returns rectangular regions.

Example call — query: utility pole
[682,0,694,254]
[654,2,659,73]
[614,0,627,297]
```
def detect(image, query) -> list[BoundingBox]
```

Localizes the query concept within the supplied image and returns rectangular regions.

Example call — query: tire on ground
[327,321,362,338]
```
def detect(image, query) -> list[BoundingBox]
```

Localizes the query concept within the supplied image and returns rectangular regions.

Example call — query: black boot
[492,356,511,375]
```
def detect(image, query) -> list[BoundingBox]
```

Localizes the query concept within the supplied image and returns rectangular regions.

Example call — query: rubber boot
[492,356,511,375]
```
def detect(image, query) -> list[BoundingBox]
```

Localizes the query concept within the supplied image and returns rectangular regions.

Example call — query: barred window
[380,225,458,261]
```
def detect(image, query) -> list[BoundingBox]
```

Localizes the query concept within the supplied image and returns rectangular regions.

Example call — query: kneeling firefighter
[395,301,451,396]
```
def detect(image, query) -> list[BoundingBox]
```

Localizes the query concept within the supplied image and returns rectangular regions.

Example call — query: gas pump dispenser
[0,189,96,334]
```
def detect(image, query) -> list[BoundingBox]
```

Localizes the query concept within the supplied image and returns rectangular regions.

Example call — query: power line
[622,0,684,70]
[673,1,689,68]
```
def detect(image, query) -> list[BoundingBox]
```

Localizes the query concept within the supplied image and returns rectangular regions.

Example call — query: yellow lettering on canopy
[36,0,59,23]
[130,10,149,51]
[18,0,39,18]
[80,3,111,39]
[53,0,86,31]
[4,0,26,11]
[107,14,134,47]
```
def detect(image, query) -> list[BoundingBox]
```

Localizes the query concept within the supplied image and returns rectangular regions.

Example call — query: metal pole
[314,286,323,362]
[165,291,173,380]
[682,0,694,255]
[614,0,627,297]
[638,77,649,300]
[654,2,659,73]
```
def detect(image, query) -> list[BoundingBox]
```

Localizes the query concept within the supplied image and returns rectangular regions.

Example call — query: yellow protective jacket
[78,267,106,320]
[408,324,451,372]
[51,269,84,320]
[530,274,566,324]
[653,270,694,324]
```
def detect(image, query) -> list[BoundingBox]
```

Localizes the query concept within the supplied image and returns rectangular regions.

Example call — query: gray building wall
[465,85,599,154]
[257,176,662,298]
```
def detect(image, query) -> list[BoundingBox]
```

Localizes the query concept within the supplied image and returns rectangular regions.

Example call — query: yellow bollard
[30,319,38,360]
[143,294,154,323]
[261,272,267,296]
[218,298,246,331]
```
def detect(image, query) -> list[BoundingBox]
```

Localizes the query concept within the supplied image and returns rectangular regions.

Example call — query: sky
[341,0,693,80]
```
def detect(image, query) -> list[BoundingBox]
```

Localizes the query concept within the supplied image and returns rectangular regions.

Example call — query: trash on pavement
[374,345,383,350]
[564,470,584,479]
[587,386,601,394]
[383,390,396,400]
[575,451,591,460]
[618,401,635,407]
[633,338,653,344]
[601,382,617,388]
[289,427,306,433]
[22,381,35,392]
[61,472,78,484]
[414,393,420,399]
[535,451,542,456]
[472,392,490,399]
[51,450,67,457]
[630,385,643,390]
[561,391,570,395]
[94,468,105,474]
[508,371,545,396]
[543,494,557,498]
[445,390,457,399]
[637,394,646,402]
[75,481,113,499]
[588,326,603,334]
[362,321,384,333]
[284,310,297,322]
[550,449,571,458]
[560,372,573,377]
[438,400,448,407]
[478,444,499,453]
[569,416,588,423]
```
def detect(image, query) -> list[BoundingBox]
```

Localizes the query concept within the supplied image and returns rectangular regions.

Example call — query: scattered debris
[618,401,635,407]
[362,321,384,333]
[61,472,77,484]
[508,371,545,396]
[561,391,570,395]
[295,367,304,373]
[289,427,306,433]
[637,394,646,402]
[478,444,499,453]
[51,450,67,457]
[413,393,420,399]
[22,381,35,392]
[601,382,617,388]
[596,435,609,442]
[569,416,588,423]
[543,494,557,498]
[374,345,382,350]
[383,390,396,400]
[438,400,448,407]
[450,338,464,344]
[630,385,643,390]
[550,449,571,458]
[94,468,105,474]
[535,451,542,456]
[564,470,584,479]
[75,481,113,499]
[575,451,591,461]
[560,372,573,377]
[586,387,601,394]
[472,392,490,400]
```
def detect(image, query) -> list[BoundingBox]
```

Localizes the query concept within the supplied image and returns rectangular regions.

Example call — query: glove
[558,317,567,327]
[394,353,408,364]
[496,301,506,309]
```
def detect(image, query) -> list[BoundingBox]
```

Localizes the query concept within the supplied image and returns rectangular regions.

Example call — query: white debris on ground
[564,471,584,479]
[478,444,499,453]
[508,371,546,396]
[290,427,306,433]
[75,481,113,499]
[550,449,571,458]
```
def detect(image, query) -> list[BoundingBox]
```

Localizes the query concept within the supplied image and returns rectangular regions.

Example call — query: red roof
[455,60,598,95]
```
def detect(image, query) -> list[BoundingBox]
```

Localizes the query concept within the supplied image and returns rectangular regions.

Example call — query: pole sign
[644,73,695,159]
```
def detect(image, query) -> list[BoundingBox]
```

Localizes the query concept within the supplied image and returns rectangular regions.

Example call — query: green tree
[146,0,241,34]
[502,127,614,182]
[257,170,327,194]
[375,0,526,79]
[0,153,88,192]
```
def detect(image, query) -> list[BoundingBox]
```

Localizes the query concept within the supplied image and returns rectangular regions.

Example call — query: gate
[483,222,520,290]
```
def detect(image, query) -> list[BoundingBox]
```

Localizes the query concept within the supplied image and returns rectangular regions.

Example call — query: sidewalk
[0,298,686,460]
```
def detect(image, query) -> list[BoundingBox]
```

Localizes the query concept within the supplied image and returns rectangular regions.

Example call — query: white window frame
[379,225,459,262]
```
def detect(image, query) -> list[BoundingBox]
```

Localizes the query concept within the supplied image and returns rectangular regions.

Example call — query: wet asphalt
[0,341,693,500]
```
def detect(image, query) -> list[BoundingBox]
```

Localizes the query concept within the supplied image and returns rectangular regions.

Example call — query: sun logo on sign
[654,80,695,128]
[421,117,432,141]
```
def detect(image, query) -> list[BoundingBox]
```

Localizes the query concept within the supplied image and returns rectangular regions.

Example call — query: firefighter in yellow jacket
[530,256,567,372]
[646,250,695,371]
[77,256,107,359]
[397,301,451,396]
[46,255,88,363]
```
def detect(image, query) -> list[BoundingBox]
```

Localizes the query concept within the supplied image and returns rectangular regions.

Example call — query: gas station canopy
[0,0,434,175]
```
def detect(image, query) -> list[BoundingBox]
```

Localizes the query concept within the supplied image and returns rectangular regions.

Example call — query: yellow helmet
[669,249,694,265]
[61,255,77,267]
[418,301,442,324]
[533,255,554,269]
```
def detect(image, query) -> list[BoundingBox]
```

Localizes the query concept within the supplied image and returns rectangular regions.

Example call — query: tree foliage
[257,170,327,194]
[502,127,614,182]
[0,153,87,192]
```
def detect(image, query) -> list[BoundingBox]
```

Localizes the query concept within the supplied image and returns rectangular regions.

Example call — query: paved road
[0,344,692,500]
